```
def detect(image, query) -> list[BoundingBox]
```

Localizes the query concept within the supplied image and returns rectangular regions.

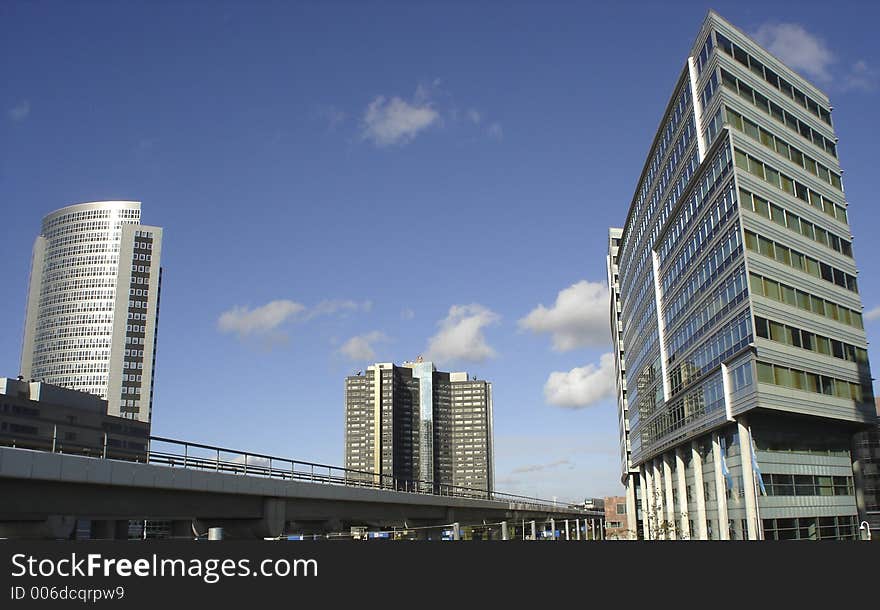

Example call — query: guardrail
[146,436,595,514]
[0,433,599,516]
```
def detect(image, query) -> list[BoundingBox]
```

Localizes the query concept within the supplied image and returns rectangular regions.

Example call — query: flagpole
[749,425,764,540]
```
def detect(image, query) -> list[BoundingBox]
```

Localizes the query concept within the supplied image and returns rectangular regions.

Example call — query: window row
[715,32,833,126]
[667,310,752,397]
[721,69,837,157]
[665,267,748,361]
[701,70,719,110]
[695,31,715,74]
[748,272,863,329]
[660,182,738,294]
[744,230,858,292]
[734,148,847,224]
[623,84,692,254]
[739,188,852,258]
[762,516,857,541]
[755,360,871,402]
[658,145,734,262]
[755,316,868,364]
[641,374,726,446]
[761,474,853,497]
[663,225,742,313]
[726,107,842,190]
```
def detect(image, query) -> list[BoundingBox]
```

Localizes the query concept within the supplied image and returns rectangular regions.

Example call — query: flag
[720,437,733,490]
[750,436,767,496]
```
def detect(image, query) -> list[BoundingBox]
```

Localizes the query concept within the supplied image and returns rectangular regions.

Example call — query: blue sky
[2,0,879,501]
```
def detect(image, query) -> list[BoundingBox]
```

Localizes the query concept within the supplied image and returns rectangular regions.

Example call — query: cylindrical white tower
[20,201,163,422]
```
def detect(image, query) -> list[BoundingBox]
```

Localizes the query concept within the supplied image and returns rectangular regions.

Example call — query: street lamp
[859,521,872,541]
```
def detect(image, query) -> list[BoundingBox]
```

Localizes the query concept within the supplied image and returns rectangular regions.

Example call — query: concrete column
[736,416,760,540]
[625,474,638,540]
[643,463,655,539]
[452,522,461,541]
[691,441,708,540]
[652,459,665,539]
[550,518,556,540]
[663,454,676,540]
[501,521,509,541]
[639,466,650,540]
[675,447,691,540]
[590,519,596,540]
[575,518,581,540]
[530,520,536,541]
[712,432,730,540]
[564,520,570,540]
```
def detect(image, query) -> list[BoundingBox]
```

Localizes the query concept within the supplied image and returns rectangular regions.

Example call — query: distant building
[604,496,631,540]
[20,201,163,422]
[344,360,494,495]
[0,377,149,460]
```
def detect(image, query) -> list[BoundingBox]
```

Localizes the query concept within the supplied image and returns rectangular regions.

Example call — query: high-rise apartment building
[21,201,163,423]
[609,11,876,540]
[344,359,494,495]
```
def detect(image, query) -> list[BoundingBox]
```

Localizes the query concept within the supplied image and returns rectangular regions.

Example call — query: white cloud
[544,353,616,409]
[425,304,500,363]
[218,298,371,342]
[754,23,834,83]
[8,100,30,122]
[316,105,347,131]
[842,60,879,92]
[466,108,482,124]
[217,300,305,339]
[304,299,371,320]
[511,459,571,474]
[400,308,415,320]
[339,331,389,361]
[361,91,439,147]
[519,280,610,351]
[486,122,503,140]
[864,305,880,321]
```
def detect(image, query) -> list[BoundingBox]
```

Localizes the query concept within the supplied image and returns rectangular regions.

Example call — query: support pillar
[550,518,556,540]
[625,474,638,540]
[501,521,509,541]
[530,520,536,541]
[691,440,708,540]
[736,416,760,540]
[712,432,730,540]
[652,459,665,539]
[575,518,581,540]
[452,522,461,541]
[675,447,691,540]
[663,454,676,540]
[564,520,570,540]
[590,519,596,540]
[643,464,655,539]
[639,466,650,540]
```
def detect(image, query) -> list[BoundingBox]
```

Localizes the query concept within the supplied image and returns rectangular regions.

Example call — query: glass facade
[610,12,876,540]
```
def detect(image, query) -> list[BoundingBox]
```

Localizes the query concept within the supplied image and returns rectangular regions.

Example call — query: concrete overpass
[0,439,604,540]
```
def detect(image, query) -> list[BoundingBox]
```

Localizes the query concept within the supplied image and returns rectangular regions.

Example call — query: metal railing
[144,436,593,514]
[0,432,597,515]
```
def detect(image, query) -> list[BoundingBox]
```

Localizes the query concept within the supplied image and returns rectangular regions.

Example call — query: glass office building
[20,201,163,423]
[609,11,876,540]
